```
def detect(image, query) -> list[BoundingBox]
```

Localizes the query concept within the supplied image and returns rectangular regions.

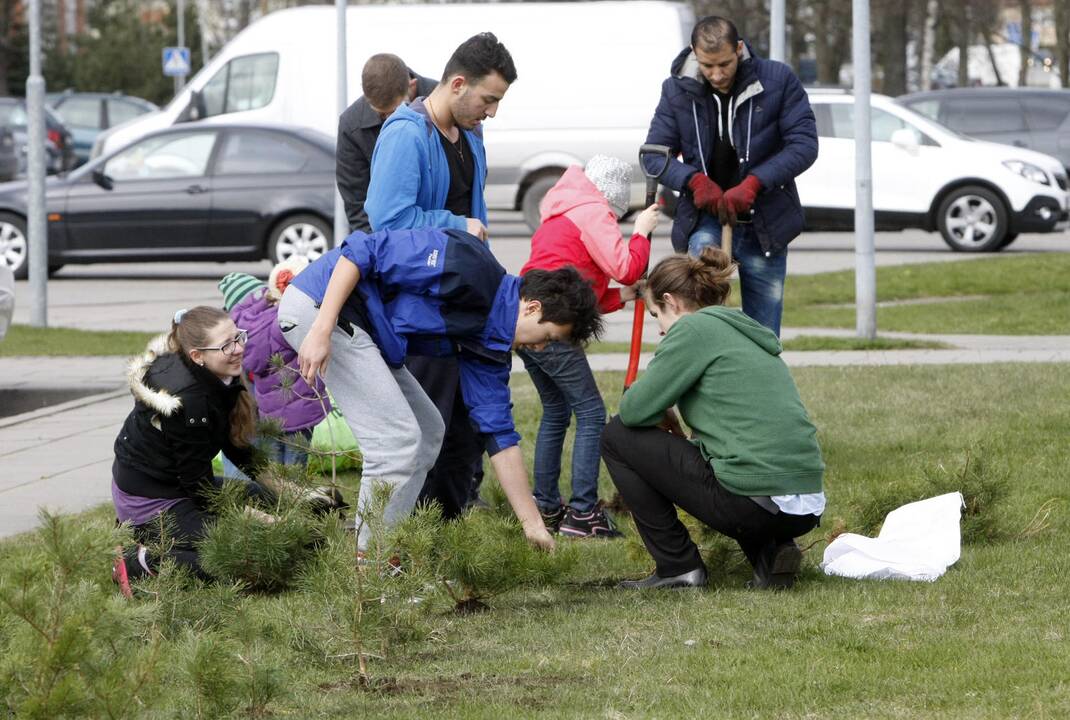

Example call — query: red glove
[718,175,762,226]
[687,173,723,213]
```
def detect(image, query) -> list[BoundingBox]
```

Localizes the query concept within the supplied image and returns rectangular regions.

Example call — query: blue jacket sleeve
[364,121,468,232]
[748,68,818,190]
[644,78,701,192]
[457,354,519,455]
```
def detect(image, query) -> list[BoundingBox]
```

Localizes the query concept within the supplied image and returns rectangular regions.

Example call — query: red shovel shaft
[624,297,645,389]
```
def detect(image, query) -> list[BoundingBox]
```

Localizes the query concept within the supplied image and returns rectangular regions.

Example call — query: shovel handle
[722,223,733,260]
[624,297,645,389]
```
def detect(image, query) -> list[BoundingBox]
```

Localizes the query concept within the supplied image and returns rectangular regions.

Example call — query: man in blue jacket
[364,32,517,518]
[278,227,602,556]
[643,16,818,336]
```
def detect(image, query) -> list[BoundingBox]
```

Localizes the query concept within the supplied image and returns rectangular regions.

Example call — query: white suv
[799,90,1070,252]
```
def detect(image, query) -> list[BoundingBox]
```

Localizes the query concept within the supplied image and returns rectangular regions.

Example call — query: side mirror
[178,90,205,123]
[890,127,920,153]
[91,169,114,190]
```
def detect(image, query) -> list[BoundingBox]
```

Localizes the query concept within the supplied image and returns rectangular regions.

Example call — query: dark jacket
[289,226,521,455]
[644,44,818,255]
[113,335,255,504]
[336,72,437,232]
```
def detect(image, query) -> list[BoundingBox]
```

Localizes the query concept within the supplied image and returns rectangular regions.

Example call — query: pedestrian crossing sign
[162,47,191,77]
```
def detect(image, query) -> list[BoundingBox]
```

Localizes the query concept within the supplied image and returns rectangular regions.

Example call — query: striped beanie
[218,272,266,312]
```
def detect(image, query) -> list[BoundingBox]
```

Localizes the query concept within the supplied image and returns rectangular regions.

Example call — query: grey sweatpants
[277,287,445,551]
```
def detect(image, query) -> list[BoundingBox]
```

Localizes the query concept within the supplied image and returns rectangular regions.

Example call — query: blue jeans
[220,427,315,480]
[688,216,787,336]
[519,342,606,513]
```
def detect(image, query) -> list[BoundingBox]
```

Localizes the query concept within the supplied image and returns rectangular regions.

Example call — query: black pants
[406,355,484,520]
[124,475,274,580]
[600,417,819,577]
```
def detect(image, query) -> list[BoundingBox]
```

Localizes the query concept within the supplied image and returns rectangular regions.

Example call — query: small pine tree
[436,511,578,613]
[0,512,162,718]
[197,480,330,592]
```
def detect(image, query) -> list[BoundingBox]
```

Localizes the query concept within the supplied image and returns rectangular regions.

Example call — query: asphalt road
[11,210,1069,335]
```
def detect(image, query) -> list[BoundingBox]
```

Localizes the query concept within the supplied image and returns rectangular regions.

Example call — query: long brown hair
[645,245,734,311]
[168,306,256,447]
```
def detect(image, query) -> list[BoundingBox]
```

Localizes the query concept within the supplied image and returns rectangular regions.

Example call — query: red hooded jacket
[520,166,650,314]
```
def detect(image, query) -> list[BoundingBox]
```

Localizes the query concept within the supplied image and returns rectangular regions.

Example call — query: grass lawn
[3,364,1069,718]
[781,253,1070,335]
[0,325,155,357]
[588,337,948,354]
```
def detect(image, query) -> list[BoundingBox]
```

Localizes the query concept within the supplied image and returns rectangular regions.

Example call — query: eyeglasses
[195,329,248,356]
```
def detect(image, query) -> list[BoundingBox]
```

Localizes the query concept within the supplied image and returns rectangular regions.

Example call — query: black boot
[749,540,802,590]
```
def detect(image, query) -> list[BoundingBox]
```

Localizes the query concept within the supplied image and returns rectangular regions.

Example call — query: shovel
[624,144,673,390]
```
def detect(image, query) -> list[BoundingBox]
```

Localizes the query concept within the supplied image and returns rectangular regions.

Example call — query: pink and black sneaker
[558,506,622,539]
[112,551,133,599]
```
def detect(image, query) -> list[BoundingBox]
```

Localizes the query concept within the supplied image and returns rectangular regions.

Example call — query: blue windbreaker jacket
[364,100,489,231]
[643,43,818,255]
[289,228,520,455]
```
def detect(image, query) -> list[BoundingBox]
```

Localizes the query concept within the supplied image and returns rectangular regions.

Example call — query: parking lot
[11,213,1068,338]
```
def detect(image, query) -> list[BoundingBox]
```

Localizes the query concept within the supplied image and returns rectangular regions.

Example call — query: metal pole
[27,0,47,327]
[770,0,786,63]
[853,0,876,339]
[334,0,349,246]
[175,0,186,94]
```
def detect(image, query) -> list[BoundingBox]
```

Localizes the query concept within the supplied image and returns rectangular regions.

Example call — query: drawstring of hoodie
[692,94,754,175]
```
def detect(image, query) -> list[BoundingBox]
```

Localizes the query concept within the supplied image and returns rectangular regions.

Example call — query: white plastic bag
[821,492,965,582]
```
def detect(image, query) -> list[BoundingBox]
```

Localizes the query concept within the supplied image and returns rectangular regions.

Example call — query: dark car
[898,87,1070,173]
[0,127,18,182]
[0,97,77,174]
[46,91,158,167]
[0,124,335,280]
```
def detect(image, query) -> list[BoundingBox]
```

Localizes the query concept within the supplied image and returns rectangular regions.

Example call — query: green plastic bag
[213,404,362,476]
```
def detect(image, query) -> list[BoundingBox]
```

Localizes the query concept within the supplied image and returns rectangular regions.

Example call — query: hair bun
[695,245,732,273]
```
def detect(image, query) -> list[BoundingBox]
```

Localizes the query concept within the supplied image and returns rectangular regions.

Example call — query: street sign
[162,46,191,77]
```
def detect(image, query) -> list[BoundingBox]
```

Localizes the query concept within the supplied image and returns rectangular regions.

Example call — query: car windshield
[893,98,972,141]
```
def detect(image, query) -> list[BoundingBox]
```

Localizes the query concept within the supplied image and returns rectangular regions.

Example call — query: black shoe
[539,503,566,533]
[749,540,803,590]
[559,505,622,539]
[619,566,708,590]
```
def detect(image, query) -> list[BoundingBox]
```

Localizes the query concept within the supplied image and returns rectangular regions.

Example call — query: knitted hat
[267,255,310,302]
[218,272,266,312]
[584,155,632,217]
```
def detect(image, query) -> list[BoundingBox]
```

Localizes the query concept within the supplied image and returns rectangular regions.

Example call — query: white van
[95,2,693,229]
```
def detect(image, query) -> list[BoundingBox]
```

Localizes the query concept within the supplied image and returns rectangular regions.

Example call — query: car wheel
[268,214,332,264]
[0,213,28,280]
[521,171,563,232]
[936,186,1008,252]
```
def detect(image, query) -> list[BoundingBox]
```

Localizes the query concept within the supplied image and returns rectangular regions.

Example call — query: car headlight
[1003,160,1050,185]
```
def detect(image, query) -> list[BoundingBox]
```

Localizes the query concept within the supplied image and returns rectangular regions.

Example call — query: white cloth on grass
[821,492,964,582]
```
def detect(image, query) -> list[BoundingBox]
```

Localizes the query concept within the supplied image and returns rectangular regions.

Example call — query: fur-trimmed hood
[126,333,184,417]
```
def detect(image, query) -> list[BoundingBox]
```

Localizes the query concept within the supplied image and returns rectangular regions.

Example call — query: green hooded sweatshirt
[619,306,824,497]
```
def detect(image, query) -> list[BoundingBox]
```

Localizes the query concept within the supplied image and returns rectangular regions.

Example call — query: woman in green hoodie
[602,247,825,590]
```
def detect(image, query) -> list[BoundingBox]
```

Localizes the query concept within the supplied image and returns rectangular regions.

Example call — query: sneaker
[559,505,622,539]
[539,503,567,533]
[112,549,133,599]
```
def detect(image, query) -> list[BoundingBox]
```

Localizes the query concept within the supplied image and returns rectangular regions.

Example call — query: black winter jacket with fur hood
[113,334,255,504]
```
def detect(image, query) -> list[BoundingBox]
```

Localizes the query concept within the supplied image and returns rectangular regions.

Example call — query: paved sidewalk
[4,332,1070,540]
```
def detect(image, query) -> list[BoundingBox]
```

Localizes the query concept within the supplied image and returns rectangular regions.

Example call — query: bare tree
[874,0,908,95]
[1019,0,1032,86]
[1056,0,1070,88]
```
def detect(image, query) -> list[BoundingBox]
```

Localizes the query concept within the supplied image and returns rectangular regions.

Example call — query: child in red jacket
[519,155,659,537]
